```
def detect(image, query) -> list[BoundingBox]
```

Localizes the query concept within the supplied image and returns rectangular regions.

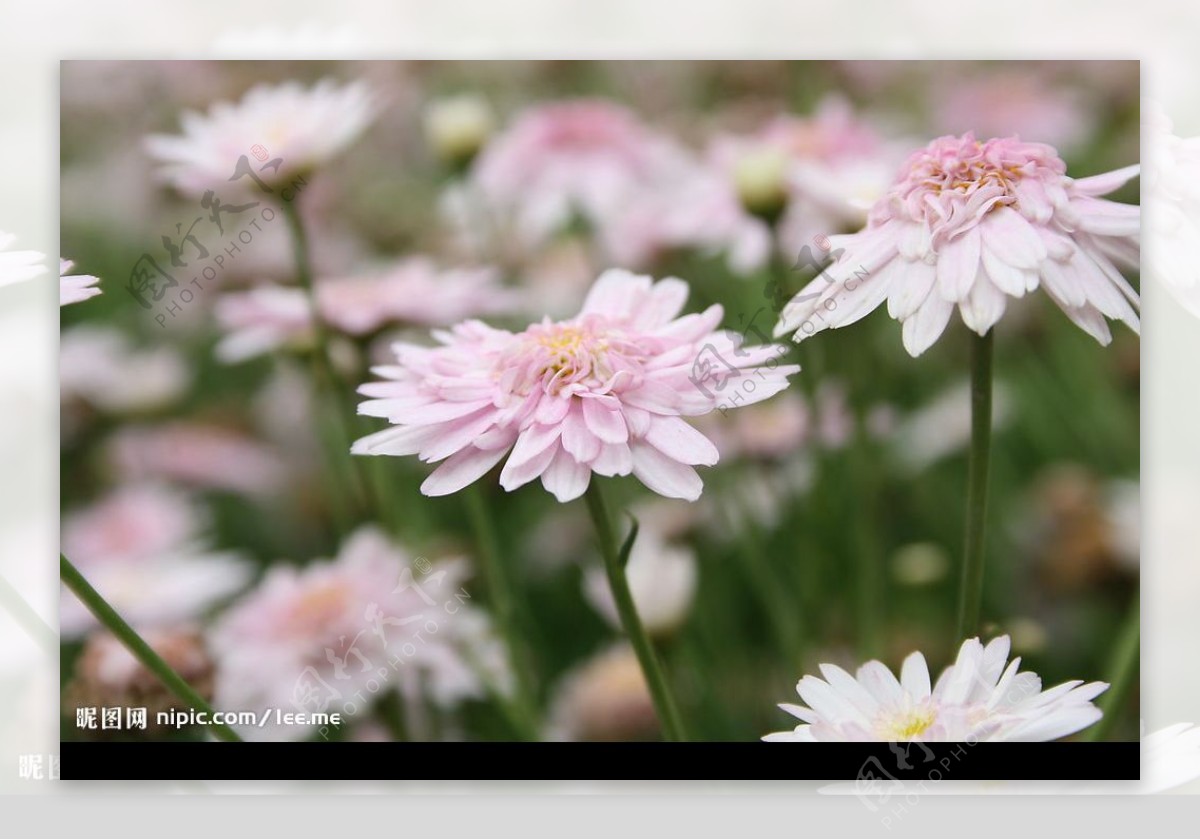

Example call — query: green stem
[1087,592,1140,741]
[956,329,994,639]
[279,199,367,519]
[463,485,539,738]
[59,554,242,743]
[583,481,687,742]
[732,490,804,669]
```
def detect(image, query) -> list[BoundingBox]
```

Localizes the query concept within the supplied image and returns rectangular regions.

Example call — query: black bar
[61,741,1138,781]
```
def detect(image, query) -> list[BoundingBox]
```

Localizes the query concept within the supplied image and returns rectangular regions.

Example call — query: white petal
[420,445,508,497]
[936,227,981,303]
[630,441,703,501]
[539,447,592,502]
[900,295,954,357]
[644,416,719,467]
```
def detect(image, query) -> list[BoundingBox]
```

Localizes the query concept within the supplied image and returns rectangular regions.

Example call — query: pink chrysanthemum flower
[775,133,1140,356]
[765,636,1107,742]
[60,259,101,306]
[352,270,800,502]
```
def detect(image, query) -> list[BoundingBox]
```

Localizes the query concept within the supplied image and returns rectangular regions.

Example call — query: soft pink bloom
[144,78,375,196]
[60,484,251,638]
[215,260,521,362]
[0,232,45,288]
[60,259,101,306]
[209,526,505,739]
[106,422,288,496]
[776,133,1140,356]
[471,99,692,247]
[352,270,800,502]
[700,385,853,461]
[60,326,191,414]
[933,72,1092,154]
[609,98,898,274]
[214,286,315,363]
[317,259,521,335]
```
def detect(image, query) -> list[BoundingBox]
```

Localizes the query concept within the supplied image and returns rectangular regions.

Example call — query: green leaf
[618,514,640,569]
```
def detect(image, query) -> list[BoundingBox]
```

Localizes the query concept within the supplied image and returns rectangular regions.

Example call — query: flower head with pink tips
[775,133,1140,356]
[352,270,800,502]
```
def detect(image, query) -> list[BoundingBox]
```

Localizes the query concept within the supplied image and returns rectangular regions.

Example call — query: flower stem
[1087,590,1140,741]
[279,199,367,519]
[463,485,539,738]
[956,329,994,639]
[59,554,242,743]
[583,481,687,742]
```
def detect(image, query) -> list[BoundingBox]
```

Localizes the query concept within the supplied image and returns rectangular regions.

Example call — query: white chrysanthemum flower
[144,78,375,195]
[0,232,46,289]
[765,636,1107,742]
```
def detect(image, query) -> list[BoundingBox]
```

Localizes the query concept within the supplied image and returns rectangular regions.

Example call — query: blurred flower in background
[144,78,376,196]
[547,643,658,741]
[582,524,698,637]
[208,525,503,740]
[59,484,252,638]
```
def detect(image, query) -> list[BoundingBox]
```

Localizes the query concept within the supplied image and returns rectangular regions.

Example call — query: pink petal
[420,446,508,496]
[630,441,703,501]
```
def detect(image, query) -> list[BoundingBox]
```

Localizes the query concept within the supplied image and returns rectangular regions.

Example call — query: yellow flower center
[877,707,938,741]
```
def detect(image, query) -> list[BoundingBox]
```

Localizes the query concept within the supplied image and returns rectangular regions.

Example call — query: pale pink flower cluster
[214,259,520,363]
[777,133,1140,356]
[603,98,900,273]
[765,636,1107,742]
[471,99,692,249]
[353,270,799,502]
[209,526,505,739]
[60,326,191,414]
[60,484,252,638]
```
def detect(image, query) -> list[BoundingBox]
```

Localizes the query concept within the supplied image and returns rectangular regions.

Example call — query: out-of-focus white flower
[213,286,315,363]
[59,259,100,306]
[1143,102,1200,318]
[765,635,1107,742]
[208,526,503,739]
[0,232,45,289]
[546,643,658,741]
[891,379,1012,473]
[60,327,190,414]
[144,79,375,196]
[424,94,496,169]
[60,484,252,638]
[105,422,288,497]
[1106,479,1140,571]
[582,526,697,637]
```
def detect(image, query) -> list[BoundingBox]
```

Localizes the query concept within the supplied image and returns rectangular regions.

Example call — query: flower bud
[423,94,495,172]
[732,147,790,225]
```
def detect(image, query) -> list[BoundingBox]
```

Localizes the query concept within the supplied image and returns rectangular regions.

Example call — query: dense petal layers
[775,134,1140,356]
[764,635,1107,742]
[353,269,800,502]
